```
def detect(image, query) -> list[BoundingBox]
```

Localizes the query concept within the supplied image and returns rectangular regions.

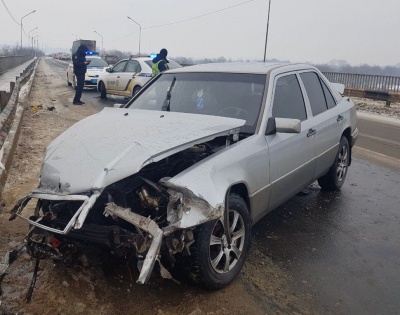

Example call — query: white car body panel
[40,108,245,194]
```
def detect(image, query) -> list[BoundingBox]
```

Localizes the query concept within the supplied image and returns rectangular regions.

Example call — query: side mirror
[113,103,124,108]
[106,68,112,73]
[266,117,301,135]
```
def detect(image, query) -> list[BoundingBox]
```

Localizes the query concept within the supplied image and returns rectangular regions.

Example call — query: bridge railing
[322,72,400,105]
[0,55,33,75]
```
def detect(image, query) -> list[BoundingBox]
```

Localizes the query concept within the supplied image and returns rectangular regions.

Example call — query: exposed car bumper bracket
[104,202,163,284]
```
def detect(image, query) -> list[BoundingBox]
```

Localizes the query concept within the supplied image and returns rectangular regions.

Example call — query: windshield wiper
[161,76,176,111]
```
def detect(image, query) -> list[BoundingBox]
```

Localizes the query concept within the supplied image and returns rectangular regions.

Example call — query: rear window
[87,58,108,67]
[144,59,182,70]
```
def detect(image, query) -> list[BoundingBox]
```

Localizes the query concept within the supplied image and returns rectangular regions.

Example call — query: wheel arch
[228,183,251,215]
[342,127,352,165]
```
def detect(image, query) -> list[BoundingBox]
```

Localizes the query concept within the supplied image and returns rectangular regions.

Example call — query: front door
[266,73,317,210]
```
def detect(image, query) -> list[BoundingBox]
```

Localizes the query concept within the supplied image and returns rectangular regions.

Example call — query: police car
[67,51,109,88]
[97,55,181,99]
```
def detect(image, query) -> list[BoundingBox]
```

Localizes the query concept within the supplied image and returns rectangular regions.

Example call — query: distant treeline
[314,59,400,76]
[2,45,399,77]
[0,45,45,57]
[174,56,400,77]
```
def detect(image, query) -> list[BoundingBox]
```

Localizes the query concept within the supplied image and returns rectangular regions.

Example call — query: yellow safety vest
[152,60,162,77]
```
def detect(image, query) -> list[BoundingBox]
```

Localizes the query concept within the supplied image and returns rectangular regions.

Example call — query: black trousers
[73,73,85,102]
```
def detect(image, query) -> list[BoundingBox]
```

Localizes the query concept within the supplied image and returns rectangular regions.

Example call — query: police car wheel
[99,82,107,99]
[132,86,141,97]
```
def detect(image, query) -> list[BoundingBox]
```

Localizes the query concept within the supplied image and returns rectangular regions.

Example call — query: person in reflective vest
[152,48,169,77]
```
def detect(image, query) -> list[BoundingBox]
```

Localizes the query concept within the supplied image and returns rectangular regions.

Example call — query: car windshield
[105,56,119,64]
[144,59,182,70]
[126,72,266,134]
[87,58,108,67]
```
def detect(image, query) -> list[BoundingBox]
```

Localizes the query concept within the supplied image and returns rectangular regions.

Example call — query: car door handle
[307,128,316,137]
[117,76,120,78]
[337,115,343,122]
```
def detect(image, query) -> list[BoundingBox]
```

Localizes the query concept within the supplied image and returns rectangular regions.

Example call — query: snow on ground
[351,97,400,120]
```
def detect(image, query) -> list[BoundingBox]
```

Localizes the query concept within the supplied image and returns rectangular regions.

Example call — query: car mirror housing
[106,68,112,73]
[113,103,124,108]
[275,117,301,133]
[266,117,301,135]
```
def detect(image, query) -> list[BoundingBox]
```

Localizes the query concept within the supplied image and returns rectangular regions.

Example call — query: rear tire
[99,82,107,99]
[185,194,251,289]
[132,86,141,97]
[318,136,350,190]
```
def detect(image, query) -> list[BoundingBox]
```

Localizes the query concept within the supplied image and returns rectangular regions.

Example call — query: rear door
[298,71,342,179]
[266,73,317,210]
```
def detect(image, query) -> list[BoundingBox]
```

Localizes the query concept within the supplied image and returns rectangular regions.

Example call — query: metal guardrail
[323,71,400,106]
[0,55,33,75]
[322,72,400,93]
[0,60,36,112]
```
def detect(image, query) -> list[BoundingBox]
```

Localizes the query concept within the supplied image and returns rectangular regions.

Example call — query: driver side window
[112,61,127,72]
[272,74,307,121]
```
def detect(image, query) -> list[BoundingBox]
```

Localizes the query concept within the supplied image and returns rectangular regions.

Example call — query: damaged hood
[40,108,244,193]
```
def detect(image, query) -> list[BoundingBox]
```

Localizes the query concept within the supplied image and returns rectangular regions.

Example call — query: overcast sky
[1,0,399,66]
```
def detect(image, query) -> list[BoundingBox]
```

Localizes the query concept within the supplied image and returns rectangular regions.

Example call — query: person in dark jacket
[72,44,90,105]
[151,48,169,77]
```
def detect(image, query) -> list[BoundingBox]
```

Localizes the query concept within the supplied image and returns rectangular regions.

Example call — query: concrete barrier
[0,59,37,196]
[0,55,33,75]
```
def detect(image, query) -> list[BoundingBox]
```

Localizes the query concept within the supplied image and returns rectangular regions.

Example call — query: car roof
[166,62,317,75]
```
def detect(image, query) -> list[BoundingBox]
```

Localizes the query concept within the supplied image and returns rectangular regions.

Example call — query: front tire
[186,194,251,289]
[99,82,107,99]
[67,74,72,86]
[318,136,350,190]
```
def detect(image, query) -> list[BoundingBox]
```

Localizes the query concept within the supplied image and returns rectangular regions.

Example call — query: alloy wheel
[336,144,348,182]
[209,209,245,274]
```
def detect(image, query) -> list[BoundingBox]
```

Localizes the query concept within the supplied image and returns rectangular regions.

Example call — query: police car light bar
[86,51,100,56]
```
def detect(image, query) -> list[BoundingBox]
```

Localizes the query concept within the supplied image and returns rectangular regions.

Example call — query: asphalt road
[36,59,400,314]
[356,114,400,159]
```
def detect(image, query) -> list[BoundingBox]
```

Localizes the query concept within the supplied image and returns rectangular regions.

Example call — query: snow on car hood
[39,108,245,194]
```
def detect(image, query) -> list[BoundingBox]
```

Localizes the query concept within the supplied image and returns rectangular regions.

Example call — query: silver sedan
[11,62,358,289]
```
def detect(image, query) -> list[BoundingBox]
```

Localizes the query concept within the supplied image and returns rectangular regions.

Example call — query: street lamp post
[21,10,36,49]
[28,27,38,39]
[94,30,103,55]
[127,16,141,56]
[28,27,38,53]
[32,35,39,57]
[263,0,272,62]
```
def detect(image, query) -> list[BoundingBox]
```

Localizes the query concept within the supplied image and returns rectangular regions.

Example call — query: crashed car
[11,62,358,289]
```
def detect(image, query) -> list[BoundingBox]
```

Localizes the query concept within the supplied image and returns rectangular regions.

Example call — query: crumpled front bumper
[10,184,224,284]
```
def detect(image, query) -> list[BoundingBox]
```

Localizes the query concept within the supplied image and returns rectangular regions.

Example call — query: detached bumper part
[104,203,163,284]
[9,192,101,234]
